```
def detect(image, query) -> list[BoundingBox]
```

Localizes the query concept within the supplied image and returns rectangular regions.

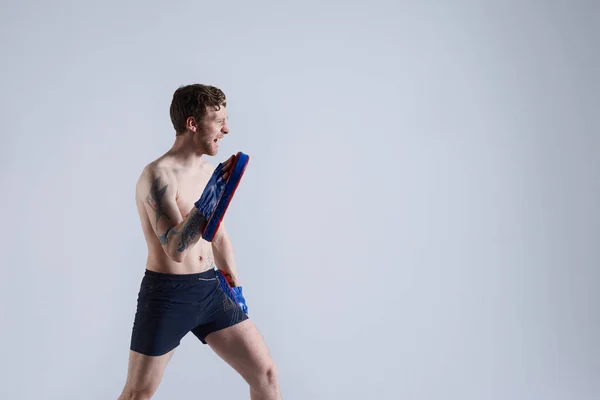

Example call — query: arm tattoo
[159,228,178,245]
[176,211,205,253]
[146,177,170,225]
[158,232,169,245]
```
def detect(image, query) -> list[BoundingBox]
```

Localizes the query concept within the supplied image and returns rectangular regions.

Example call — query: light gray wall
[1,1,598,399]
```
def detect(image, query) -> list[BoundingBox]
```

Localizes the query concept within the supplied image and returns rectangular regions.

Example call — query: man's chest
[174,173,211,215]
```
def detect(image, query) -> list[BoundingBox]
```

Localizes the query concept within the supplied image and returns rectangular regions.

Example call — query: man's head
[169,84,229,156]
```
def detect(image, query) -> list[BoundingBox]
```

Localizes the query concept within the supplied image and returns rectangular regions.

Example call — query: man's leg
[118,350,174,400]
[205,320,281,400]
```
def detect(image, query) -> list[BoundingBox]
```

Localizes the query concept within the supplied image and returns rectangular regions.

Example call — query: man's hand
[220,154,236,180]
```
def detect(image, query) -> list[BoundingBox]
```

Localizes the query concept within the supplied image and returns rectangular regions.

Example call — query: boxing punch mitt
[195,152,250,241]
[217,269,249,314]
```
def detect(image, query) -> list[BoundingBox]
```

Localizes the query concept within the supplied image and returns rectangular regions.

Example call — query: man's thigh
[120,349,175,398]
[205,319,276,383]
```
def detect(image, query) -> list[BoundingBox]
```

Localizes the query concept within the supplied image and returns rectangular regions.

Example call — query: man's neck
[166,134,206,169]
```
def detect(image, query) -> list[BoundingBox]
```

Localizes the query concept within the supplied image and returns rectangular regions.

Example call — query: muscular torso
[136,157,216,274]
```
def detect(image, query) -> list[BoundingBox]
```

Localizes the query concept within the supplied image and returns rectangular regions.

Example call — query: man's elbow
[212,227,228,246]
[170,251,186,263]
[164,245,185,263]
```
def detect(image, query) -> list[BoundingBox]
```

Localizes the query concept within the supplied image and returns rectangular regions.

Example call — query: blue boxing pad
[217,270,249,314]
[232,286,248,314]
[194,152,250,242]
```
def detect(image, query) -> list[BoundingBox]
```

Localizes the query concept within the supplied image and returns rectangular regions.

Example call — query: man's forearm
[162,208,207,263]
[212,230,240,286]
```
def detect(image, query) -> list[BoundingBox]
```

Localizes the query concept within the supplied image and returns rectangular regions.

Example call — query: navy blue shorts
[129,268,248,356]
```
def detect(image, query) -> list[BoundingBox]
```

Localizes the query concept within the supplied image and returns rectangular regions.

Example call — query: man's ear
[186,116,198,132]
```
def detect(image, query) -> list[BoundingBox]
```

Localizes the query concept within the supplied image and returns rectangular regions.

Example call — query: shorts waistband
[144,267,217,281]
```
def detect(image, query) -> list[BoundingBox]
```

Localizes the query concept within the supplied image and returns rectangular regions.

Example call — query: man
[118,84,281,400]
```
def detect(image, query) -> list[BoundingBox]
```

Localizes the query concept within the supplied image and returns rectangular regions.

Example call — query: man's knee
[251,361,279,390]
[265,364,278,386]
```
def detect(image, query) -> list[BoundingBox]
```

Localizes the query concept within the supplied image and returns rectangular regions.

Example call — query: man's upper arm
[138,167,183,246]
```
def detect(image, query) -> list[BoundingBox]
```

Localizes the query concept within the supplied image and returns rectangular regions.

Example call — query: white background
[1,1,598,399]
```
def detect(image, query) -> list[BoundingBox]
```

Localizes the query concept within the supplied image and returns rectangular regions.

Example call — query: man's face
[193,105,229,156]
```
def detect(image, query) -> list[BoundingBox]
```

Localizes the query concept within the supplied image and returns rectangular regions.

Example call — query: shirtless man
[118,84,281,400]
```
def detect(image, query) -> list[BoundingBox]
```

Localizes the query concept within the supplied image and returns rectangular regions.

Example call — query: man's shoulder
[138,161,164,179]
[200,159,217,173]
[136,160,176,193]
